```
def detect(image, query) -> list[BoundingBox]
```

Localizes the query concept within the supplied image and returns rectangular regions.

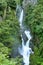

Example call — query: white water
[19,10,23,27]
[16,0,37,64]
[18,8,34,65]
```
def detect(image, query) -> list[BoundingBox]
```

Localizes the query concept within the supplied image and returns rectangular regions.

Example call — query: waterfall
[16,0,37,65]
[19,9,23,27]
[17,7,33,65]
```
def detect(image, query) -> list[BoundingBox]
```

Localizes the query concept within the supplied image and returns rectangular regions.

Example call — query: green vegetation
[0,0,21,65]
[24,0,43,65]
[0,0,43,65]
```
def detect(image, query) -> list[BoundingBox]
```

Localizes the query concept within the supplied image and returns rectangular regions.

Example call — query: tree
[24,0,43,65]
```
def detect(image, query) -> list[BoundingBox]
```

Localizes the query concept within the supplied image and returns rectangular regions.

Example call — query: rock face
[23,0,37,7]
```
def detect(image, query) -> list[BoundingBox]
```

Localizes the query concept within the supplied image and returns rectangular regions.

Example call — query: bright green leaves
[0,43,10,56]
[0,52,16,65]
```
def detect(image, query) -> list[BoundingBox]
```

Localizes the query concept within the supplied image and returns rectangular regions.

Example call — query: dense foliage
[24,0,43,65]
[0,0,43,65]
[0,0,22,65]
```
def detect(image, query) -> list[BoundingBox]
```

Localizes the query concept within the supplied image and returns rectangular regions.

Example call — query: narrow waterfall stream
[16,0,37,65]
[18,7,33,65]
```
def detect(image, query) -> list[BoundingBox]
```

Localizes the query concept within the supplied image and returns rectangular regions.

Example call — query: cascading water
[16,0,37,65]
[19,9,23,27]
[17,7,33,65]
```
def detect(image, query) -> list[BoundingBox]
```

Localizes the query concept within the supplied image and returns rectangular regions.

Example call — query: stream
[16,0,37,65]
